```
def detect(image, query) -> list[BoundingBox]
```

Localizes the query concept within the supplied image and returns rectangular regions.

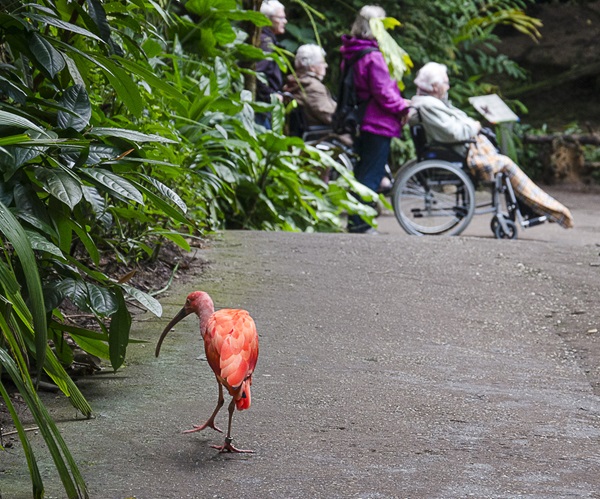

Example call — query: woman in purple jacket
[341,5,411,234]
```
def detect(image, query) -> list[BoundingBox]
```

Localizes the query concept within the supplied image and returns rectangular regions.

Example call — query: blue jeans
[255,112,272,130]
[348,131,391,232]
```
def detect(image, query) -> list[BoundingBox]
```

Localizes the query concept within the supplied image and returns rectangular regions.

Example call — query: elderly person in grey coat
[410,62,573,228]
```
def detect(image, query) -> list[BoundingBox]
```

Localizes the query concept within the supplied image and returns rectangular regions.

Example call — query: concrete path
[2,187,600,499]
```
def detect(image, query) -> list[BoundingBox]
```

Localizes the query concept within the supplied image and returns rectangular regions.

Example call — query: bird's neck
[199,314,210,336]
[198,306,214,337]
[194,293,215,337]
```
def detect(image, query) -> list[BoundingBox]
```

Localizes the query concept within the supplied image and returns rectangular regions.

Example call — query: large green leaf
[24,229,64,258]
[63,255,110,283]
[35,168,84,209]
[89,127,177,144]
[185,0,232,15]
[0,110,47,135]
[96,56,143,118]
[27,13,104,43]
[57,85,92,132]
[0,133,31,147]
[86,283,118,317]
[0,143,46,181]
[226,9,272,26]
[0,349,89,498]
[85,0,113,43]
[152,229,191,252]
[57,278,89,312]
[0,75,27,104]
[82,168,144,204]
[115,56,186,102]
[129,180,191,226]
[370,18,413,89]
[0,200,47,376]
[236,45,266,67]
[208,19,236,45]
[0,358,44,499]
[57,279,116,316]
[138,174,187,212]
[67,331,110,360]
[67,219,100,266]
[261,134,304,153]
[108,289,130,371]
[53,322,110,360]
[30,32,65,78]
[81,185,113,227]
[121,283,162,317]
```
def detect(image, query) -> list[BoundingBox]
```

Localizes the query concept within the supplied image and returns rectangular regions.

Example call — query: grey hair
[413,62,448,92]
[295,44,326,71]
[350,5,386,39]
[260,0,285,18]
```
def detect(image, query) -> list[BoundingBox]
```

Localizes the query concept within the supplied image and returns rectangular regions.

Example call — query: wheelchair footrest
[522,215,547,228]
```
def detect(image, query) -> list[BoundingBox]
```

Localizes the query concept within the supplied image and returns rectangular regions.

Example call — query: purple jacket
[340,35,409,138]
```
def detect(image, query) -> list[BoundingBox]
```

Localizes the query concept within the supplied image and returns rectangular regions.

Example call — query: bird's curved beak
[155,307,190,357]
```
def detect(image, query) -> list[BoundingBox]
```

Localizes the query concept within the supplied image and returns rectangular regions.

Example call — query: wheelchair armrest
[306,125,333,132]
[303,126,335,142]
[411,121,475,162]
[420,144,470,163]
[305,125,334,136]
[434,139,476,146]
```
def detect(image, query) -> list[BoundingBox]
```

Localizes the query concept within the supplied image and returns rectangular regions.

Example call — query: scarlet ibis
[155,291,259,453]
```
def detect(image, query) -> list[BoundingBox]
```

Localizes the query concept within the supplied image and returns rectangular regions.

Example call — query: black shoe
[349,226,379,235]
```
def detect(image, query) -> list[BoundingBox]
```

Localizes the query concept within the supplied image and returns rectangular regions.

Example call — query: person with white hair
[410,62,574,228]
[255,0,288,129]
[283,44,339,131]
[340,5,411,234]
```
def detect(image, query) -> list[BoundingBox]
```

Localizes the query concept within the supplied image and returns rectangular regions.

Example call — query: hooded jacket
[340,35,409,138]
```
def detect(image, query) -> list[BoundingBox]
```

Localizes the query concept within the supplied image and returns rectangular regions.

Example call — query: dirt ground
[2,184,600,499]
[378,183,600,398]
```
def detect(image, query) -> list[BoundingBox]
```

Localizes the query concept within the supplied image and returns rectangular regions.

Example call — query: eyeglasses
[271,15,287,20]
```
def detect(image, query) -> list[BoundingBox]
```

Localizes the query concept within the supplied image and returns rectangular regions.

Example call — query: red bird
[155,291,259,453]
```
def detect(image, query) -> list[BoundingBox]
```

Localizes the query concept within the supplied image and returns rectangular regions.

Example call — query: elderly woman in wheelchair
[283,44,355,179]
[392,62,574,238]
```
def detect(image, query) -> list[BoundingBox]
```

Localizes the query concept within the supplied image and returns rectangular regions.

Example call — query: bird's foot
[211,437,253,454]
[183,421,223,434]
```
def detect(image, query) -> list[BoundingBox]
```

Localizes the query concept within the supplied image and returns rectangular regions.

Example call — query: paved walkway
[2,187,600,498]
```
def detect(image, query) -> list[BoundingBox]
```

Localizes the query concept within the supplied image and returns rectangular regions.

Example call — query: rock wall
[497,1,600,130]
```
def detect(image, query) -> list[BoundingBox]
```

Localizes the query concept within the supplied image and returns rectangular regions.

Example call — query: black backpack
[331,48,378,137]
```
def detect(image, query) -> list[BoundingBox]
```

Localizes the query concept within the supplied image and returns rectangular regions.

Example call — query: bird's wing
[206,309,258,390]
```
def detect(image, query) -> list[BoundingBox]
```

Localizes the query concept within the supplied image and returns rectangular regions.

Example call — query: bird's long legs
[183,382,224,434]
[211,398,253,453]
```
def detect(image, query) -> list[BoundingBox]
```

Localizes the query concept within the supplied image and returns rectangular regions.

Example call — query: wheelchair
[287,102,394,191]
[391,122,548,238]
[287,103,355,181]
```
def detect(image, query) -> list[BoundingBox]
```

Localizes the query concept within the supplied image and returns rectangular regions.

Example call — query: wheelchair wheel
[491,216,518,239]
[392,159,476,236]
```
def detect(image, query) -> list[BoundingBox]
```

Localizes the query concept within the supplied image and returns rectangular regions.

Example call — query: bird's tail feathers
[235,379,251,411]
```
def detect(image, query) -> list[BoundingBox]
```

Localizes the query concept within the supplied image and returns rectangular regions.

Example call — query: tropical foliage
[0,0,544,496]
[287,0,540,102]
